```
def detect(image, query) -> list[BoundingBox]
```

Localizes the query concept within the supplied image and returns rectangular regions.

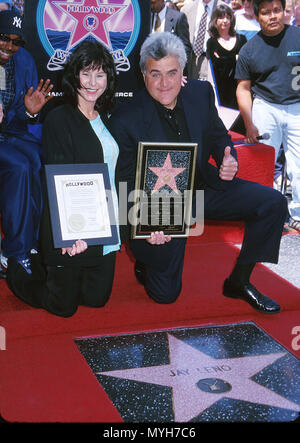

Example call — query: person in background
[181,0,224,80]
[0,0,22,13]
[230,0,244,11]
[235,0,300,232]
[151,0,192,70]
[177,0,195,7]
[166,0,180,10]
[12,0,24,14]
[0,9,53,278]
[206,3,246,108]
[235,0,261,39]
[283,0,295,23]
[0,0,11,11]
[7,40,121,317]
[295,3,300,24]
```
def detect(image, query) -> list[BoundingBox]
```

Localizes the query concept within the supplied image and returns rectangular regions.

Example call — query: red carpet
[0,238,300,422]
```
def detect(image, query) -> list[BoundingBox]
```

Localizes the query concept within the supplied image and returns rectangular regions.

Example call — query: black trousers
[130,178,288,304]
[7,252,116,317]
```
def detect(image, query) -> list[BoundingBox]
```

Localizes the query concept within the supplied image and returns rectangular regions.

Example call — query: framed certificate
[132,142,198,239]
[45,163,118,248]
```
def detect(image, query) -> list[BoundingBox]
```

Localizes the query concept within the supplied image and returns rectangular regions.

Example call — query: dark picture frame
[132,142,198,239]
[45,163,118,248]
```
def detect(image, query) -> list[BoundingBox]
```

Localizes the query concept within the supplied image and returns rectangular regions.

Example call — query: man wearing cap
[0,9,53,278]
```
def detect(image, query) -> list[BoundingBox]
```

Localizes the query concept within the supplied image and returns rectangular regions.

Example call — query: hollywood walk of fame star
[97,334,300,422]
[54,0,126,49]
[148,153,186,194]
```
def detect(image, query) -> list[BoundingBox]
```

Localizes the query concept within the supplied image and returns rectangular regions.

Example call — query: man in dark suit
[181,0,224,79]
[151,0,192,68]
[110,32,287,314]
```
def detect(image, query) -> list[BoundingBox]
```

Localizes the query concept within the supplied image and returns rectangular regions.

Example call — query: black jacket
[110,80,235,197]
[109,80,235,241]
[40,104,120,266]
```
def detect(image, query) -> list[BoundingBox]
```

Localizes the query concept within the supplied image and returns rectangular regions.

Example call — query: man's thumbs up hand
[219,146,238,181]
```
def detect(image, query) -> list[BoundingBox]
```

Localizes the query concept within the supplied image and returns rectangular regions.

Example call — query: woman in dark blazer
[206,4,246,109]
[7,41,121,317]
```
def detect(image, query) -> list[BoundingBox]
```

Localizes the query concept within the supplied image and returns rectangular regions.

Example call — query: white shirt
[194,0,215,50]
[151,5,168,32]
[235,13,261,40]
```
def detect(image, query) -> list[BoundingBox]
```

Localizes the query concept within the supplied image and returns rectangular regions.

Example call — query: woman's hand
[0,103,3,124]
[62,239,88,257]
[146,231,172,245]
[24,78,54,115]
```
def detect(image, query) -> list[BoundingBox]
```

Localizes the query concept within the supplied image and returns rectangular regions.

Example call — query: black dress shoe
[134,261,146,286]
[223,278,281,314]
[0,268,6,279]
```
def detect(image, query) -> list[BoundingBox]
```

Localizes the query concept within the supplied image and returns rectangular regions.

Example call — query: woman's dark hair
[252,0,285,16]
[208,4,236,38]
[62,40,117,113]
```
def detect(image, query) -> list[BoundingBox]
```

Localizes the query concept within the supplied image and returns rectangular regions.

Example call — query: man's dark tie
[194,4,208,57]
[154,13,162,32]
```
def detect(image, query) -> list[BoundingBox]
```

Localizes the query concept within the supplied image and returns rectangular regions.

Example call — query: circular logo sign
[84,14,99,32]
[36,0,141,71]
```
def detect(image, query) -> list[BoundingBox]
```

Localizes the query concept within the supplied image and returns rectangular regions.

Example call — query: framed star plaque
[131,142,198,239]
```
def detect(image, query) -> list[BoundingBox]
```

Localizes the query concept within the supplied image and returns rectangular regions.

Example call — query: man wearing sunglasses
[0,9,53,279]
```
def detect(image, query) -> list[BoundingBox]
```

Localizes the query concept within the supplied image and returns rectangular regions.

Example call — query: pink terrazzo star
[54,0,125,49]
[148,153,186,194]
[97,334,300,422]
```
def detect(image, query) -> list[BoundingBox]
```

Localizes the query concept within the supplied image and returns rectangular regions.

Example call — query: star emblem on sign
[53,0,126,50]
[97,334,300,422]
[149,153,186,194]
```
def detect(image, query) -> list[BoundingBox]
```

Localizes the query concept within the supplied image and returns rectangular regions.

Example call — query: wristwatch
[25,110,39,119]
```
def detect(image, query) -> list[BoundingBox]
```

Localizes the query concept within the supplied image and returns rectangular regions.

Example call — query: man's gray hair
[139,32,187,73]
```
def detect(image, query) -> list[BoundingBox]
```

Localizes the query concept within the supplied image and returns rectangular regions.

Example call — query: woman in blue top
[7,41,121,317]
